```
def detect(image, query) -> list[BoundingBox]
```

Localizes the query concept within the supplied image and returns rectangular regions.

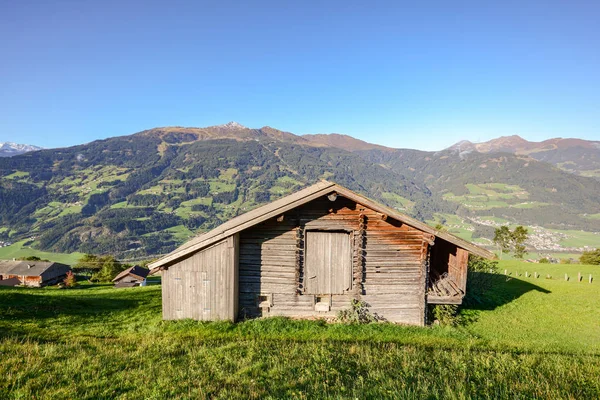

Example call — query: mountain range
[0,142,43,157]
[0,123,598,258]
[446,135,600,178]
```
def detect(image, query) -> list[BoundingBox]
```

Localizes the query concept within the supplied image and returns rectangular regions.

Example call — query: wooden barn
[149,181,493,325]
[0,260,71,287]
[113,265,149,287]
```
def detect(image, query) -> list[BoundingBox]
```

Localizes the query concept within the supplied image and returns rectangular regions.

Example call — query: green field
[0,261,599,398]
[441,183,546,211]
[0,240,83,265]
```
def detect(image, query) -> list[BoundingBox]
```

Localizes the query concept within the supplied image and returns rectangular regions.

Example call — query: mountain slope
[0,126,432,257]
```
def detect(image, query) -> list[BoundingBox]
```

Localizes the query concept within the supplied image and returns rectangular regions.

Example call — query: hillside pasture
[442,183,547,210]
[0,240,83,265]
[0,261,599,398]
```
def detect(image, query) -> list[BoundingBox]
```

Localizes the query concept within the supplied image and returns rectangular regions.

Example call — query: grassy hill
[0,261,599,398]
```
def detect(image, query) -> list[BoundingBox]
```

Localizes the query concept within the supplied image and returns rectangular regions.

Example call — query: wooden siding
[162,235,238,321]
[238,196,428,325]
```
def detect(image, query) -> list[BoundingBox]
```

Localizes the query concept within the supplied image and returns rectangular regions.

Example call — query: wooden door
[305,231,352,294]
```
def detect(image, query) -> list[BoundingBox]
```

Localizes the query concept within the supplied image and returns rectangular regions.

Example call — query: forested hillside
[1,124,599,257]
[0,125,440,257]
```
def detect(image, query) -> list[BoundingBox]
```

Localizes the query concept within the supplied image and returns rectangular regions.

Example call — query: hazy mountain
[447,135,600,178]
[0,142,43,157]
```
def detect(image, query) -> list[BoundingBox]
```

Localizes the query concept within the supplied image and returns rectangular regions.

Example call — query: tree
[73,254,102,275]
[512,226,529,259]
[434,223,447,232]
[580,248,600,265]
[493,226,512,259]
[91,256,127,283]
[493,225,529,259]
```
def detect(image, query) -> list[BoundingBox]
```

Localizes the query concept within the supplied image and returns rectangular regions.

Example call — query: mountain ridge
[0,142,43,157]
[445,135,600,178]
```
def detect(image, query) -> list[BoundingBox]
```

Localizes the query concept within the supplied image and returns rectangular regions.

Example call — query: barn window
[304,231,352,294]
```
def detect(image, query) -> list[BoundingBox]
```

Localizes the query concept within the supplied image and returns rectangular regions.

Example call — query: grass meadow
[0,261,599,399]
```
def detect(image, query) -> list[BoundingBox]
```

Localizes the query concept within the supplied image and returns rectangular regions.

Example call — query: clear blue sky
[1,0,599,150]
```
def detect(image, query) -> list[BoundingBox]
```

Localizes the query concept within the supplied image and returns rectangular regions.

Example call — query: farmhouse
[113,265,149,287]
[149,181,494,325]
[0,260,71,287]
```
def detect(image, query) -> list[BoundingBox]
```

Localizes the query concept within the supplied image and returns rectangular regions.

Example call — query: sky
[0,0,599,151]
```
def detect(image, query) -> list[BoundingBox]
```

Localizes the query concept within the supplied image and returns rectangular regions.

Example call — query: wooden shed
[0,260,71,287]
[113,265,149,288]
[149,181,493,325]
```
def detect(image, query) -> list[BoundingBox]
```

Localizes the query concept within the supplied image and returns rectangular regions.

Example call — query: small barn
[149,181,494,325]
[0,260,71,287]
[113,265,149,287]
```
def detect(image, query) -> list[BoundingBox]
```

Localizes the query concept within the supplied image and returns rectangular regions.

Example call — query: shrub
[430,304,459,326]
[539,258,550,264]
[337,299,382,324]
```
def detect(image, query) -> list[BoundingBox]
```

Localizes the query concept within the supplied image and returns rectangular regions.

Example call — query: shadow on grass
[459,272,551,322]
[0,286,143,321]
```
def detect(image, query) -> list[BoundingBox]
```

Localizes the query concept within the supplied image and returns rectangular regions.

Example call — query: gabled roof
[112,265,149,282]
[0,260,67,277]
[149,181,494,271]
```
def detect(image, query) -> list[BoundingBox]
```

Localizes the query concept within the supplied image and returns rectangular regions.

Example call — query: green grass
[209,180,236,193]
[3,171,29,180]
[381,192,415,212]
[549,229,600,248]
[0,261,599,398]
[582,213,600,220]
[0,240,83,265]
[164,225,195,241]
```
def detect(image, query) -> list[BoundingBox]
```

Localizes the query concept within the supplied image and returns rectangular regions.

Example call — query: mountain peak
[216,121,248,130]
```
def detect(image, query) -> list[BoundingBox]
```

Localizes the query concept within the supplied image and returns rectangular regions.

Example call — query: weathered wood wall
[238,195,429,325]
[162,234,238,320]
